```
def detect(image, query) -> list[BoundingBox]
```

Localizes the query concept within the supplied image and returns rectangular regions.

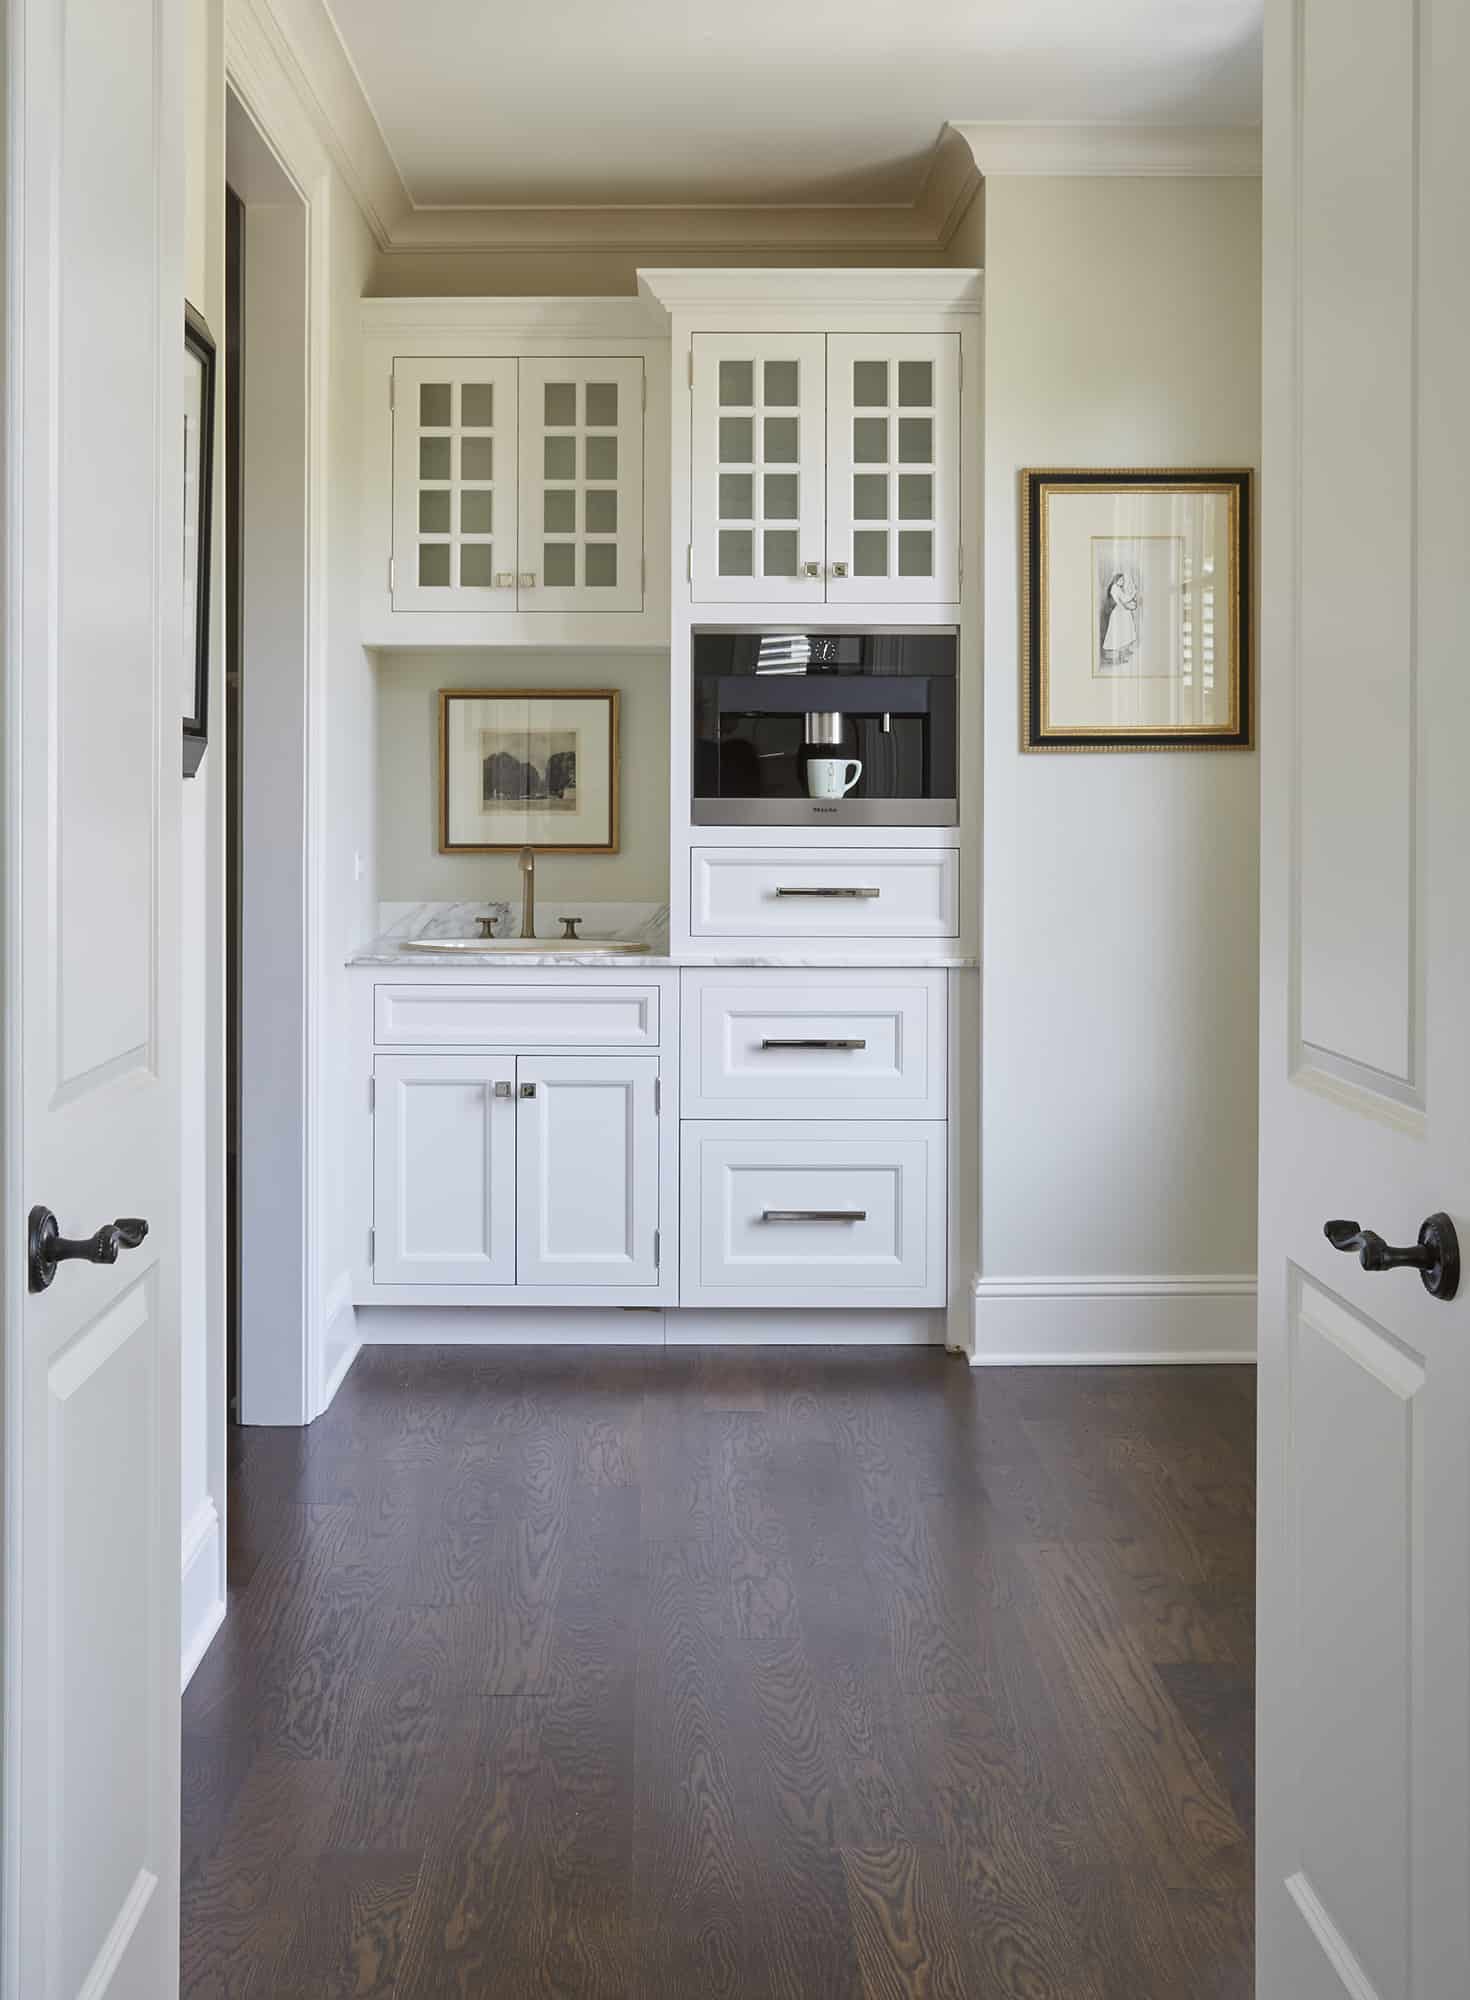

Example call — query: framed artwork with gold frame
[439,687,620,853]
[1021,468,1252,751]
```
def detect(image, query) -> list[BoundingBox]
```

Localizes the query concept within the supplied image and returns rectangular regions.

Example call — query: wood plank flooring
[181,1347,1255,1997]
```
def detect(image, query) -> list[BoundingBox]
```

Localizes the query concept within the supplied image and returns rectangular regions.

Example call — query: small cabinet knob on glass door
[494,572,516,589]
[830,561,849,579]
[1324,1212,1461,1300]
[802,561,821,578]
[518,572,536,589]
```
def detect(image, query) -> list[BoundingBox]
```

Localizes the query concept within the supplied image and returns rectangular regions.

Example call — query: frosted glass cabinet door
[517,357,645,613]
[372,1055,517,1284]
[826,335,960,603]
[391,358,519,611]
[691,333,826,604]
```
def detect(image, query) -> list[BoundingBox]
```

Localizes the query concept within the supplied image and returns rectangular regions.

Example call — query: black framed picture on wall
[1021,467,1253,751]
[182,302,217,777]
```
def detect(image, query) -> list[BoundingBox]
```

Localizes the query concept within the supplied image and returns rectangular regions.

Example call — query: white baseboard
[180,1495,225,1691]
[970,1273,1257,1366]
[318,1272,360,1416]
[356,1304,944,1348]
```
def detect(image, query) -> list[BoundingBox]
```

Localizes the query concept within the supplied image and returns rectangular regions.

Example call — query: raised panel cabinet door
[826,334,960,603]
[517,356,644,612]
[516,1056,659,1286]
[391,357,519,611]
[690,333,826,603]
[1258,2,1470,1995]
[372,1056,517,1284]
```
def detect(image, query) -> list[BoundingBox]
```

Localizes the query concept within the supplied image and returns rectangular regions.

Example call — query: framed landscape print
[440,688,620,853]
[1021,468,1252,751]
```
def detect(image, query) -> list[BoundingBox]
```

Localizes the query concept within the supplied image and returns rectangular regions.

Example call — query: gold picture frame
[1021,468,1253,751]
[439,687,621,853]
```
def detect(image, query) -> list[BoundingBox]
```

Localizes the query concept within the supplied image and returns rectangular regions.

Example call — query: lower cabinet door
[372,1054,517,1284]
[681,1119,946,1307]
[516,1055,660,1287]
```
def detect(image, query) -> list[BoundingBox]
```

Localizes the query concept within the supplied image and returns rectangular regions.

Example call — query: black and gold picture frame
[1022,468,1252,751]
[439,688,620,854]
[182,303,217,777]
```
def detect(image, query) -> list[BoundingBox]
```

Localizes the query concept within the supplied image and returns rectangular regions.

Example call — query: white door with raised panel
[827,335,960,603]
[392,358,518,611]
[518,357,644,613]
[516,1057,659,1286]
[6,0,184,1991]
[372,1056,517,1284]
[691,333,826,603]
[1258,1,1470,1995]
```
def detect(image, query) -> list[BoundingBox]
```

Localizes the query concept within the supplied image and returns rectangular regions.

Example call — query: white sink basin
[398,936,650,955]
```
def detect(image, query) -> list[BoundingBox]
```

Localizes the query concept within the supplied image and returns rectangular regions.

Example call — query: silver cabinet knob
[493,1080,512,1099]
[830,560,849,579]
[519,1081,537,1099]
[494,572,516,589]
[802,560,821,578]
[518,572,536,589]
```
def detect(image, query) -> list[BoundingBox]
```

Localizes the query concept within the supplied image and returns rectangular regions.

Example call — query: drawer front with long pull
[680,1120,946,1306]
[681,969,946,1119]
[689,847,959,939]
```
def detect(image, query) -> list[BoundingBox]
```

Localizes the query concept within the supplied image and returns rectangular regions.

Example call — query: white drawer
[680,1120,946,1307]
[689,847,959,939]
[373,982,659,1048]
[681,969,947,1119]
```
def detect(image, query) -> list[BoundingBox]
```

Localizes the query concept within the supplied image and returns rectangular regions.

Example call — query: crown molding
[951,121,1262,178]
[637,267,983,315]
[360,295,667,339]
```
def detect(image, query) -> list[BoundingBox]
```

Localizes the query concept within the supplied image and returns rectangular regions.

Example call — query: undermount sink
[398,936,650,955]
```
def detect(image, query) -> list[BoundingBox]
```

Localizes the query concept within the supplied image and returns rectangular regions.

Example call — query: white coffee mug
[806,757,862,800]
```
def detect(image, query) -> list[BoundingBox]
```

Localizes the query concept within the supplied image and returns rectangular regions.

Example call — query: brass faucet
[518,846,536,939]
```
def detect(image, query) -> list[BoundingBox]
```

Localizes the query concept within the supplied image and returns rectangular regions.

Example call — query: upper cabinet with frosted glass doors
[360,303,669,647]
[690,331,960,606]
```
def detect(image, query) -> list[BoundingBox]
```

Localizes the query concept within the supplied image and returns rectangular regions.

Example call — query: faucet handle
[558,916,582,941]
[474,915,496,938]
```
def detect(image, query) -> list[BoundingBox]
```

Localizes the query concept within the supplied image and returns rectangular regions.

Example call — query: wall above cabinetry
[361,297,671,648]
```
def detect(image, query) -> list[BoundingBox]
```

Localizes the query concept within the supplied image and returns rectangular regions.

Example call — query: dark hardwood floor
[181,1346,1255,1998]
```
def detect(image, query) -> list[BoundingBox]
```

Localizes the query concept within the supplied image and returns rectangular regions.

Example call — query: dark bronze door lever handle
[1324,1212,1460,1301]
[28,1206,150,1293]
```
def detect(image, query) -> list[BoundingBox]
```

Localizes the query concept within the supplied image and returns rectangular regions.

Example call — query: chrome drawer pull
[773,886,880,899]
[760,1209,867,1224]
[759,1038,867,1051]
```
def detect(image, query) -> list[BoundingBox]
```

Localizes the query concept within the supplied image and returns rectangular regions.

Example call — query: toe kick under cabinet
[352,965,949,1313]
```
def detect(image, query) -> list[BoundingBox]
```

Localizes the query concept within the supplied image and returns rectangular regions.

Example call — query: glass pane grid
[414,376,498,590]
[846,357,938,581]
[715,352,805,578]
[538,378,620,591]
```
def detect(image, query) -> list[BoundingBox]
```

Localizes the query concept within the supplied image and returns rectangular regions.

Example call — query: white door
[515,1057,659,1287]
[1258,2,1470,1996]
[517,357,644,613]
[372,1056,517,1285]
[826,334,960,604]
[690,333,826,604]
[391,357,518,611]
[4,0,185,1994]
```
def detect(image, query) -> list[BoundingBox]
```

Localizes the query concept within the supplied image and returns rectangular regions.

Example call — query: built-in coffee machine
[691,629,958,825]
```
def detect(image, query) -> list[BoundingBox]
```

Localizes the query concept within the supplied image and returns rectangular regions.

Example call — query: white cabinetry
[355,968,677,1305]
[690,330,960,604]
[372,1054,518,1285]
[361,300,669,647]
[515,1056,659,1287]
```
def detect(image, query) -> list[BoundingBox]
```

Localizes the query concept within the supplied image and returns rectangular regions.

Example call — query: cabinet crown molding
[360,295,668,341]
[637,268,984,316]
[950,121,1262,178]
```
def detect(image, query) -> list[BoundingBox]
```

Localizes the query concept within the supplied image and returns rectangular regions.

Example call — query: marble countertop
[349,940,979,969]
[348,900,977,970]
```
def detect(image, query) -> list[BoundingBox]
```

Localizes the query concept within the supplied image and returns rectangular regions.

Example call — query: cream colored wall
[981,175,1262,1283]
[375,649,671,908]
